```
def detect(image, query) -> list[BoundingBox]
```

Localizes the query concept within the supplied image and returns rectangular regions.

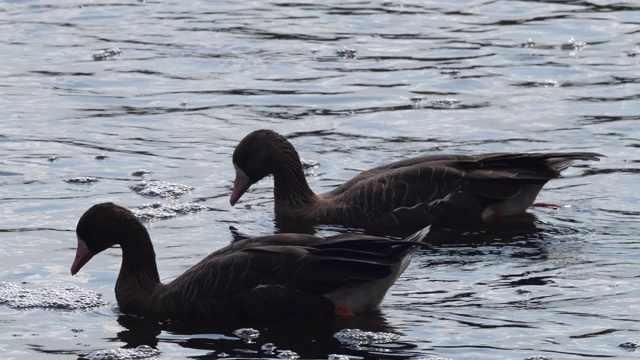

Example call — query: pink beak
[71,237,94,276]
[230,166,251,206]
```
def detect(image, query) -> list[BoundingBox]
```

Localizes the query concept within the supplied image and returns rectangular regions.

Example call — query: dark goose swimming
[230,129,602,231]
[71,202,430,321]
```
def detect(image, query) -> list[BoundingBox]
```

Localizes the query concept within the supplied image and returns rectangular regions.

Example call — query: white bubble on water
[65,176,99,184]
[277,350,300,359]
[130,181,193,198]
[87,345,159,360]
[233,327,260,343]
[333,328,400,346]
[131,202,206,221]
[0,282,105,310]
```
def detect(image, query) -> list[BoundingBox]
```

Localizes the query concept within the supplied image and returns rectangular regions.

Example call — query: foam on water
[520,38,536,48]
[560,37,586,50]
[335,47,357,59]
[233,327,260,343]
[537,80,560,88]
[276,350,300,359]
[261,343,276,353]
[411,96,426,108]
[0,282,105,310]
[327,355,354,360]
[92,47,122,61]
[619,341,640,350]
[300,158,319,170]
[130,181,192,198]
[440,69,461,77]
[431,98,460,109]
[130,170,151,177]
[131,202,207,221]
[333,329,400,346]
[85,345,159,360]
[300,158,319,176]
[625,47,640,57]
[64,177,99,184]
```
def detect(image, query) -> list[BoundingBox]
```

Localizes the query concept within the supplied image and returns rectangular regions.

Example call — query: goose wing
[321,152,602,227]
[158,233,419,320]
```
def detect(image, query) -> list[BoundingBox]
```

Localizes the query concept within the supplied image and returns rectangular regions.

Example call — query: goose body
[70,203,428,321]
[231,129,602,230]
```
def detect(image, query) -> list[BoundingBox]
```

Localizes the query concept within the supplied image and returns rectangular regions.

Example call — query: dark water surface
[1,0,639,359]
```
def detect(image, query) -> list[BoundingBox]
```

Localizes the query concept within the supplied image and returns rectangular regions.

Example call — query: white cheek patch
[234,163,249,180]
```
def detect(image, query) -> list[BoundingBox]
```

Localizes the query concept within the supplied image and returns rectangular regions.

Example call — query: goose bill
[71,236,94,275]
[230,165,251,206]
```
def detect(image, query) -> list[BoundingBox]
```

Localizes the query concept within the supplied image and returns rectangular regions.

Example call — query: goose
[70,202,429,321]
[230,129,601,230]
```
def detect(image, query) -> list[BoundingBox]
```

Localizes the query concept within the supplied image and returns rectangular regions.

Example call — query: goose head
[231,129,300,205]
[71,203,148,275]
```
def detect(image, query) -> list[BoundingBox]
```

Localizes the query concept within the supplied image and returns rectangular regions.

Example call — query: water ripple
[0,0,638,359]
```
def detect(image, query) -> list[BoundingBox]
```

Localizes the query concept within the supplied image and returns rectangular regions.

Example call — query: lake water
[1,0,639,359]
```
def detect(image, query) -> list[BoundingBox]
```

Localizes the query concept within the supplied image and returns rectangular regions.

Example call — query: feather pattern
[71,203,429,321]
[231,129,602,229]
